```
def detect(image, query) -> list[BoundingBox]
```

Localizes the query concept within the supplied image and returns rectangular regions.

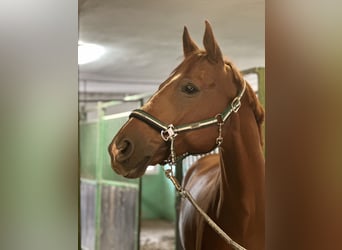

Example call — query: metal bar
[79,99,123,103]
[137,178,142,250]
[80,93,152,109]
[94,103,105,250]
[78,123,81,250]
[98,180,139,189]
[99,100,123,109]
[102,111,131,121]
[79,99,146,103]
[123,92,151,102]
[175,160,184,250]
[137,98,144,250]
[80,178,97,184]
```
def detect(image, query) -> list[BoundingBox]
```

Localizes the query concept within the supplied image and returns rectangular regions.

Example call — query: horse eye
[182,83,199,95]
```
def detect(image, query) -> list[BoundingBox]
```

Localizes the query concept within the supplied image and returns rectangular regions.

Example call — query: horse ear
[183,26,200,57]
[203,20,224,65]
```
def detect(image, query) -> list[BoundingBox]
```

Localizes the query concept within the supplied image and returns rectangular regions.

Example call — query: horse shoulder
[180,154,221,250]
[183,154,220,188]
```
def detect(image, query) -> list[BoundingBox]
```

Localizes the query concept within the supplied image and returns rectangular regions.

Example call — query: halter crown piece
[128,80,247,250]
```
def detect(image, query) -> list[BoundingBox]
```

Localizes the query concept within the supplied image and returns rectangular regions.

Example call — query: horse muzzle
[108,137,152,178]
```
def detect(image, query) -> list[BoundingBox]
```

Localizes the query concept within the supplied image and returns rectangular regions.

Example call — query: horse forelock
[157,51,207,90]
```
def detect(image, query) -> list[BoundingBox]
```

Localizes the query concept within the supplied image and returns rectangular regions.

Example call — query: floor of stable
[140,220,175,250]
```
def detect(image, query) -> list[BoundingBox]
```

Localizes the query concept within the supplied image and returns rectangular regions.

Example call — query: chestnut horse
[108,21,265,250]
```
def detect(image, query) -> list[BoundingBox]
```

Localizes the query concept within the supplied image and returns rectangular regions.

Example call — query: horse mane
[225,60,265,146]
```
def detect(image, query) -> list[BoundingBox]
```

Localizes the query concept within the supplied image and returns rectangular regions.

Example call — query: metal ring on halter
[231,97,242,113]
[161,124,177,141]
[215,113,223,124]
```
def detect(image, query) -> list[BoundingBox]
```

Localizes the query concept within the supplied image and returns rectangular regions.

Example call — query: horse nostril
[120,140,130,154]
[116,138,134,162]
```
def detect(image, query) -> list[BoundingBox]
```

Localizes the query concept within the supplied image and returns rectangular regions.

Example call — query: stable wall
[141,169,175,221]
[80,113,176,222]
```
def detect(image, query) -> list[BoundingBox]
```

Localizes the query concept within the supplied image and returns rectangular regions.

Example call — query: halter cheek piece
[129,80,246,165]
[128,80,247,250]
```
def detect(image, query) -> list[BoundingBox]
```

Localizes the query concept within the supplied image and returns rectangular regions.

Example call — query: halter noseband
[129,80,246,164]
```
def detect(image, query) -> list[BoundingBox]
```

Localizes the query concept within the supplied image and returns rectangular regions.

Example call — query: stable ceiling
[78,0,264,98]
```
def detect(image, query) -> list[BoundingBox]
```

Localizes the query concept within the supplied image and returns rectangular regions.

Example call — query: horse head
[108,21,245,178]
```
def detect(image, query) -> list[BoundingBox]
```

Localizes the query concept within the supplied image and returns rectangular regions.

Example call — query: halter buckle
[231,97,241,113]
[161,124,177,141]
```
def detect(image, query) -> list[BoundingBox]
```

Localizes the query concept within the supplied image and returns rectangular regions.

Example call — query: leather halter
[129,79,246,163]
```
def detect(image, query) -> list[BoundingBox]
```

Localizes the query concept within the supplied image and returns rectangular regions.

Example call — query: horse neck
[217,99,265,240]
